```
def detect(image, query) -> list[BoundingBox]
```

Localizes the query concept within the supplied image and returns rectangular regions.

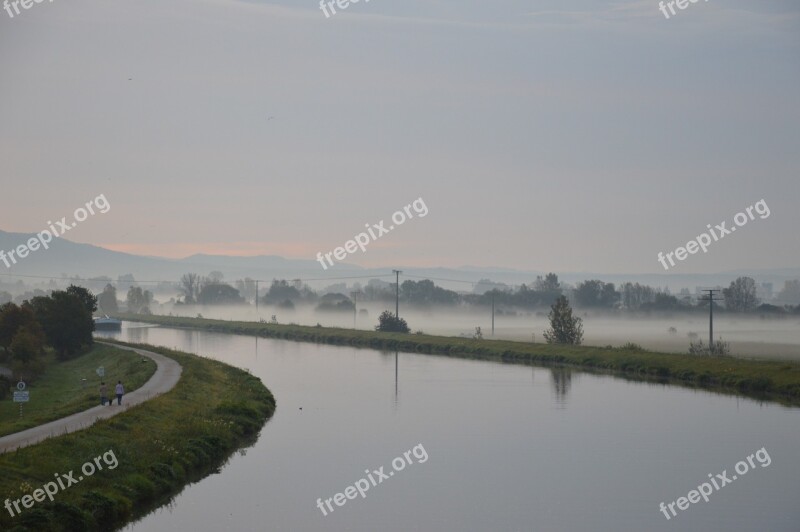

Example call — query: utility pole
[700,289,724,349]
[255,280,259,313]
[393,270,402,318]
[491,291,495,336]
[351,290,362,329]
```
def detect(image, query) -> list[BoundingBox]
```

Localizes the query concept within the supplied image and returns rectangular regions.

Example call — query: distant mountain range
[1,229,798,292]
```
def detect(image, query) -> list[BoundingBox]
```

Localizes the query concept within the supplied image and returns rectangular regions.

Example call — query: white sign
[96,366,105,377]
[13,391,29,403]
[16,381,25,391]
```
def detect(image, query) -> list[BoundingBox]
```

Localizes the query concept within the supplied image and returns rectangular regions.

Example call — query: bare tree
[723,277,758,312]
[179,273,201,304]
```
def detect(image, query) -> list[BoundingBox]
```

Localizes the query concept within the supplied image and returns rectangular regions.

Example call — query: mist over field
[2,1,800,531]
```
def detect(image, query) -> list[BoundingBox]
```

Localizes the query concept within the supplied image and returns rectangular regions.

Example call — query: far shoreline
[113,313,800,407]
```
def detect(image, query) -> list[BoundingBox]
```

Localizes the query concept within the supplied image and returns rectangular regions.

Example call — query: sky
[1,0,798,275]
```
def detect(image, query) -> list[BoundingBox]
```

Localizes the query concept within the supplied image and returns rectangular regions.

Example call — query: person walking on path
[100,382,109,406]
[115,381,125,405]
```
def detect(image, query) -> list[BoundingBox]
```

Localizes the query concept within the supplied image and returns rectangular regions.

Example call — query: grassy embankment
[0,341,275,532]
[116,313,800,406]
[0,344,156,437]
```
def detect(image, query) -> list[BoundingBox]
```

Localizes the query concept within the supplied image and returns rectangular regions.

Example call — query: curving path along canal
[0,343,182,454]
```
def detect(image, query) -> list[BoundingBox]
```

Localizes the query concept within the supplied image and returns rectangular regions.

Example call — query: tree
[126,287,153,314]
[532,273,563,306]
[620,282,656,310]
[262,280,303,305]
[375,310,410,333]
[179,273,201,304]
[316,293,354,313]
[66,285,98,314]
[28,291,94,359]
[640,292,682,311]
[9,325,46,378]
[574,280,618,308]
[543,296,584,345]
[723,277,758,312]
[534,273,560,292]
[235,278,257,301]
[400,280,459,306]
[197,283,245,305]
[97,284,119,314]
[0,303,39,350]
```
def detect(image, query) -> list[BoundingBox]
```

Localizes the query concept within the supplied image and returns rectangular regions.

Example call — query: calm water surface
[105,325,799,532]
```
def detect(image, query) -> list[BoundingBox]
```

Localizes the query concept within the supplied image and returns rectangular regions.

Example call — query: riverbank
[0,341,275,532]
[115,313,800,406]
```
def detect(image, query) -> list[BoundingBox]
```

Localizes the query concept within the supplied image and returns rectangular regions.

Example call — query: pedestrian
[100,382,108,406]
[115,380,124,405]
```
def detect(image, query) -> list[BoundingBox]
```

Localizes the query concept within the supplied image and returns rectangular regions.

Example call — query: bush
[688,338,731,357]
[375,311,410,333]
[619,342,644,351]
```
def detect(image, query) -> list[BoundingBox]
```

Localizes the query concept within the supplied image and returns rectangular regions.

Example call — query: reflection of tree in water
[127,326,149,344]
[550,367,572,404]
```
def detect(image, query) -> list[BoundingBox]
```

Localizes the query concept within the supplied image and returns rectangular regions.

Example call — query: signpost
[13,382,28,417]
[13,391,29,402]
[96,366,105,377]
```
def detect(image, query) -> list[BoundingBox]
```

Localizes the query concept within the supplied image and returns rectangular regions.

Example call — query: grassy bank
[117,313,800,406]
[0,341,275,532]
[0,344,157,437]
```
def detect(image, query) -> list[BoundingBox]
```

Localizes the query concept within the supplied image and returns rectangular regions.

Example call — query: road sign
[13,391,29,403]
[96,366,105,377]
[16,381,25,391]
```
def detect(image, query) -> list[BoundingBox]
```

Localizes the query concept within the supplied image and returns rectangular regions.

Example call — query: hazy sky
[1,0,798,274]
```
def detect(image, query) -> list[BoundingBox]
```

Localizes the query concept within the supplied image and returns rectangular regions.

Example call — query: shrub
[619,342,644,351]
[688,338,731,357]
[375,311,410,333]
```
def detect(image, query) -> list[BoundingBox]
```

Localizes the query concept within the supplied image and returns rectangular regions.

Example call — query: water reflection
[128,325,150,344]
[550,367,573,406]
[378,350,400,407]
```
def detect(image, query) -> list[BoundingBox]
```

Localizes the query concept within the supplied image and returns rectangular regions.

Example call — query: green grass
[0,341,275,532]
[116,313,800,406]
[0,344,157,437]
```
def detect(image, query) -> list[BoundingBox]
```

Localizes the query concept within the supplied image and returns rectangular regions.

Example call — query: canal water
[107,325,799,532]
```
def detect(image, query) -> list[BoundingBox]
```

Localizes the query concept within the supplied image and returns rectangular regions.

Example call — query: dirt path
[0,343,181,454]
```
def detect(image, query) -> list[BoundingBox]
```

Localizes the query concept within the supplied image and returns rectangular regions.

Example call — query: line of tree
[78,272,800,316]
